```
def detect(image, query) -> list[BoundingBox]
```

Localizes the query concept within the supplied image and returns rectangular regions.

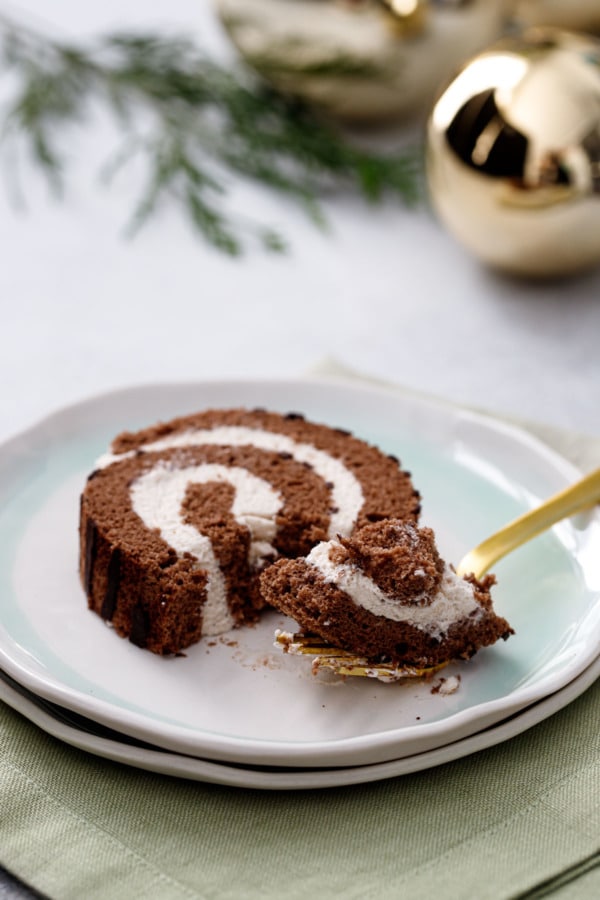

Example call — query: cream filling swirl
[306,541,482,640]
[131,462,283,635]
[98,425,364,539]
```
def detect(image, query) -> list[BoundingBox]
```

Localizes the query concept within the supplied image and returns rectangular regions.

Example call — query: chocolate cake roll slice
[260,519,514,668]
[80,408,420,655]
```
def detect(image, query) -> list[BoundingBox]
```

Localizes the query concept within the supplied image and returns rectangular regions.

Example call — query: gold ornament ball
[510,1,600,34]
[426,28,600,278]
[214,0,508,123]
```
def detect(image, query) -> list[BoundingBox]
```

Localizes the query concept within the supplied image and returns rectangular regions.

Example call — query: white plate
[0,379,599,768]
[2,651,599,791]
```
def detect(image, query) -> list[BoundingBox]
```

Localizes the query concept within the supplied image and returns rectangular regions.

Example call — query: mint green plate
[2,652,599,790]
[0,378,598,768]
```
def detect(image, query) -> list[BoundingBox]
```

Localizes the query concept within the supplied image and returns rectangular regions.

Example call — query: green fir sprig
[0,15,422,254]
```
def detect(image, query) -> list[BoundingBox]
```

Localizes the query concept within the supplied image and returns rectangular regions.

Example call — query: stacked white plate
[1,379,599,790]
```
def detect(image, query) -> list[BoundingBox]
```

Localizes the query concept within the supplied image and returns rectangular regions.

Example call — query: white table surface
[1,0,600,447]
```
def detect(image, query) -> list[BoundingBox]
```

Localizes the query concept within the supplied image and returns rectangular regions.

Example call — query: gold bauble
[426,28,600,278]
[510,1,600,35]
[214,0,508,123]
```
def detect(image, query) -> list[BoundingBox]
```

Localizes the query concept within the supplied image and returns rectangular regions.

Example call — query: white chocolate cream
[98,425,365,539]
[131,462,283,636]
[305,541,482,640]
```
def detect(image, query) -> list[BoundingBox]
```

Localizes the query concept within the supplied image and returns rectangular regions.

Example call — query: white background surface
[1,0,600,443]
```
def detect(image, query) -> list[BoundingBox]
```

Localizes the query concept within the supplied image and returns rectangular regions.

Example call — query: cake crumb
[431,675,461,696]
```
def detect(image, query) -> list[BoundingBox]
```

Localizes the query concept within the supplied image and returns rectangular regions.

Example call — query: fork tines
[274,630,448,683]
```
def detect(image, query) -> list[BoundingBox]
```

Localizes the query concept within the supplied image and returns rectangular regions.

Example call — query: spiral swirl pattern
[80,409,419,653]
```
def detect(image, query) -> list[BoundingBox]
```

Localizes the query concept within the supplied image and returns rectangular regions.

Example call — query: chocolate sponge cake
[260,519,513,667]
[80,408,420,654]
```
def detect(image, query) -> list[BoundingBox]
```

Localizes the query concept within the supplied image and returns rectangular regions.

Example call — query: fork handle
[456,467,600,579]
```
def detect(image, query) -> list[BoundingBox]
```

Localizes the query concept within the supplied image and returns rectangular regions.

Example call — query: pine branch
[0,15,422,254]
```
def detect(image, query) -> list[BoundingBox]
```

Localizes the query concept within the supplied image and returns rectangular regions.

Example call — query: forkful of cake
[264,467,600,682]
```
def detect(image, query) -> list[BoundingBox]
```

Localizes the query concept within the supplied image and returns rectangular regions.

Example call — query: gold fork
[276,467,600,682]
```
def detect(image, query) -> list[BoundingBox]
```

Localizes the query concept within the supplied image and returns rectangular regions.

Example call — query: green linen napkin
[2,365,599,900]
